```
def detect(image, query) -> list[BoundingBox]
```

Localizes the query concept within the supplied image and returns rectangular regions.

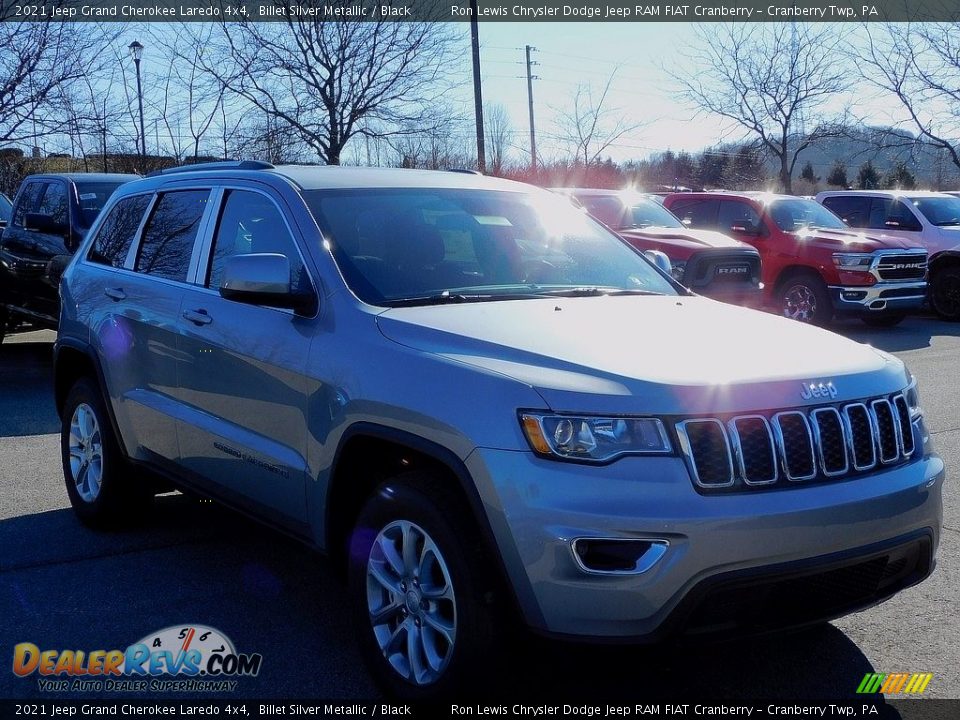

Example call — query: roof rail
[147,160,275,178]
[446,168,483,175]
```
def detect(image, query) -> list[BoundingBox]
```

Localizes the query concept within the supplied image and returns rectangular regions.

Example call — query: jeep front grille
[676,393,916,491]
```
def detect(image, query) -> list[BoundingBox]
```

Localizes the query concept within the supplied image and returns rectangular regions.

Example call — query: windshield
[909,196,960,227]
[0,193,11,223]
[74,182,127,228]
[305,188,678,306]
[768,198,847,232]
[578,193,684,230]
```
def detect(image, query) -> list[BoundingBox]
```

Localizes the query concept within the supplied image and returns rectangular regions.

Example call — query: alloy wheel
[68,403,104,503]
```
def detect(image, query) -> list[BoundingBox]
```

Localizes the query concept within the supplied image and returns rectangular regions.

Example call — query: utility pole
[469,0,485,172]
[525,45,538,174]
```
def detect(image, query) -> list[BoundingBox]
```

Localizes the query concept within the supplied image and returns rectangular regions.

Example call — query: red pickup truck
[663,192,928,326]
[558,188,763,307]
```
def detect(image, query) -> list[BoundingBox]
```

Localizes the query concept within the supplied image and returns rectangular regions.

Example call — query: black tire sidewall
[931,266,960,321]
[60,377,139,527]
[777,273,832,325]
[347,475,497,699]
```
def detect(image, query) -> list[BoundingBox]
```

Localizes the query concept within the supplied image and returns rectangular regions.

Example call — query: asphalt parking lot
[0,319,957,702]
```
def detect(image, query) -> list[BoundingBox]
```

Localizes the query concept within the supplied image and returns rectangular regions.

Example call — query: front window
[908,196,960,227]
[580,193,684,230]
[767,198,847,232]
[305,188,678,306]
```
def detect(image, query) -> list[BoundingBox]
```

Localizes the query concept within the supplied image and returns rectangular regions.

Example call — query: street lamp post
[128,41,146,164]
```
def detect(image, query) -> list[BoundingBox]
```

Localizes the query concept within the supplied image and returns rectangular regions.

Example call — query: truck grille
[676,393,916,492]
[876,253,927,281]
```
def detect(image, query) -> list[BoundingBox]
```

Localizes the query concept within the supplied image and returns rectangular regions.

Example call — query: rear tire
[60,377,151,528]
[348,472,502,698]
[861,314,905,328]
[930,265,960,321]
[776,272,833,325]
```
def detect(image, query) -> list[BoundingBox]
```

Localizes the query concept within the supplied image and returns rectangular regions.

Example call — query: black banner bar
[1,0,960,23]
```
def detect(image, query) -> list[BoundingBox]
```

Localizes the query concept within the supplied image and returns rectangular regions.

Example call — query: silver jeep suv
[55,162,943,697]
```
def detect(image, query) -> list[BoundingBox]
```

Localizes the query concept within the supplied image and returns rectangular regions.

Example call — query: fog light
[571,538,668,574]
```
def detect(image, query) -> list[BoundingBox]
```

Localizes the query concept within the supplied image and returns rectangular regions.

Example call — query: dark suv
[0,173,136,340]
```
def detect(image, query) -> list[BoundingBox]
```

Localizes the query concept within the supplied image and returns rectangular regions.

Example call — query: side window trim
[122,193,160,270]
[194,184,317,303]
[186,187,222,285]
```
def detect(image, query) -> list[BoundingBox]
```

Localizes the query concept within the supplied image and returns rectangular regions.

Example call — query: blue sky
[463,22,906,163]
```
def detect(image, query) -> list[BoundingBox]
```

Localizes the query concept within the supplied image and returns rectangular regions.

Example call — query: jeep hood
[619,226,750,253]
[376,296,905,416]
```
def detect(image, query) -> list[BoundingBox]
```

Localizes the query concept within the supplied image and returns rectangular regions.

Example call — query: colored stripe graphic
[857,672,933,694]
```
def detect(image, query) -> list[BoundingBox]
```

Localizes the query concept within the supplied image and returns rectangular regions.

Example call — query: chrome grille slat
[892,394,915,458]
[842,403,877,471]
[772,411,817,481]
[871,399,900,464]
[679,393,915,492]
[811,408,849,477]
[676,419,734,488]
[728,416,777,486]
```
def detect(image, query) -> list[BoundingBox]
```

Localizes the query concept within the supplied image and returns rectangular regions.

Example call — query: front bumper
[465,448,943,639]
[829,281,927,315]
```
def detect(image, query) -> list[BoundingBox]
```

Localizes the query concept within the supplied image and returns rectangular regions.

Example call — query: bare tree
[671,23,849,193]
[553,74,642,168]
[0,20,114,146]
[150,25,228,162]
[199,4,460,165]
[859,23,960,174]
[484,103,511,174]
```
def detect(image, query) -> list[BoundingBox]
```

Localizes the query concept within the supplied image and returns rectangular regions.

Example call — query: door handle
[103,287,126,301]
[182,308,212,326]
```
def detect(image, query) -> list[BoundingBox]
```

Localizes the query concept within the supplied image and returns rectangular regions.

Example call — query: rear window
[87,195,151,268]
[135,190,210,282]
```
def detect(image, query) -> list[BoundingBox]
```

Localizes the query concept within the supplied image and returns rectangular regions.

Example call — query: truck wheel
[60,377,150,528]
[777,272,832,325]
[930,265,960,321]
[861,314,905,328]
[348,473,501,698]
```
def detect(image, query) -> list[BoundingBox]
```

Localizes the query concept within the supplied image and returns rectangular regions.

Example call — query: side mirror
[219,253,315,314]
[45,254,71,288]
[643,249,673,276]
[25,212,67,236]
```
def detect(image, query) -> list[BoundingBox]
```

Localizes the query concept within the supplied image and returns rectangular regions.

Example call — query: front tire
[348,473,501,698]
[930,265,960,321]
[61,377,150,527]
[776,272,833,325]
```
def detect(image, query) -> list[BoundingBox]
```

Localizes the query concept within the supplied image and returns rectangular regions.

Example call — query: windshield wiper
[529,286,667,298]
[934,219,960,227]
[383,291,486,307]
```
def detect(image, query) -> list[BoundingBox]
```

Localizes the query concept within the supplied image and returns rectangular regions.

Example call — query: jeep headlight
[520,413,672,462]
[904,369,930,453]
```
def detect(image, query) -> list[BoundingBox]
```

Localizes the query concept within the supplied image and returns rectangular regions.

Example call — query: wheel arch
[929,250,960,275]
[324,423,522,618]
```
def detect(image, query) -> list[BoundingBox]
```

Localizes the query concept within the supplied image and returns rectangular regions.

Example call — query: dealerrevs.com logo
[12,625,262,693]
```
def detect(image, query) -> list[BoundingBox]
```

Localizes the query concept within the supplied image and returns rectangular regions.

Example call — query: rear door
[174,185,315,527]
[86,188,214,465]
